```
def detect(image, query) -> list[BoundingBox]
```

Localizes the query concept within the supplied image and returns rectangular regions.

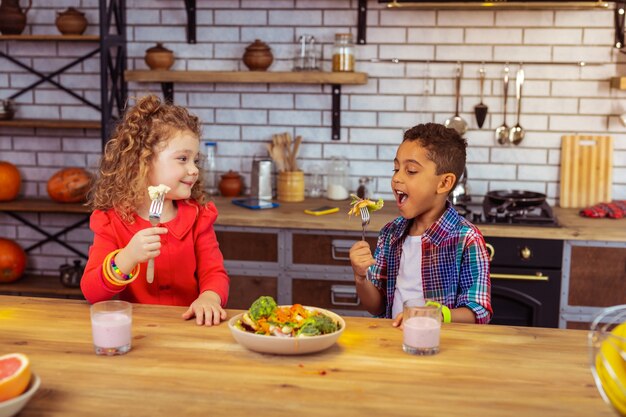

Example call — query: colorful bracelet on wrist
[102,249,140,287]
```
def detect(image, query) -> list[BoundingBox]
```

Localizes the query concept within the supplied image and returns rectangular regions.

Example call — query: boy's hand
[182,291,227,326]
[392,312,403,328]
[349,241,375,280]
[122,227,168,264]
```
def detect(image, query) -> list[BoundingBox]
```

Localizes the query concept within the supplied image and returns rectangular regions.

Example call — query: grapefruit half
[0,353,31,402]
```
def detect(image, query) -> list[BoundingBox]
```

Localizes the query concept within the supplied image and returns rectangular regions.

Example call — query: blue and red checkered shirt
[368,202,493,323]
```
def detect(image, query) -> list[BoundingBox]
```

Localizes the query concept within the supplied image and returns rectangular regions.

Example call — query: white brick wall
[1,0,625,276]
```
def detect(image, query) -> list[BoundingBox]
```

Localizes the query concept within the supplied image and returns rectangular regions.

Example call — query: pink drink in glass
[90,300,132,355]
[403,316,440,353]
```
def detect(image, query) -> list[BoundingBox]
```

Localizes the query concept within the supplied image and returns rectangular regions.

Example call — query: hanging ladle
[495,65,510,145]
[444,65,468,135]
[509,67,525,145]
[474,66,488,128]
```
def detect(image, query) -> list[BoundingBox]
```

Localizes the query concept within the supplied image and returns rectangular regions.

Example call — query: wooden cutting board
[560,135,613,208]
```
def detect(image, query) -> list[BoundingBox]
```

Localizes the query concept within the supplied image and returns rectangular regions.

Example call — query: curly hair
[89,94,208,223]
[402,123,467,190]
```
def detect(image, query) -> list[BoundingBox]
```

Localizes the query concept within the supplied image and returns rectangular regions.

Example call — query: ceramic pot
[145,43,174,71]
[0,0,31,35]
[0,100,15,120]
[242,39,273,71]
[59,260,84,288]
[55,7,88,35]
[277,171,304,202]
[219,170,243,197]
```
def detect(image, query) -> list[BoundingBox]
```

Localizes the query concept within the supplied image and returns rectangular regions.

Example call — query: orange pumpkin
[0,161,21,201]
[47,167,93,203]
[0,238,26,283]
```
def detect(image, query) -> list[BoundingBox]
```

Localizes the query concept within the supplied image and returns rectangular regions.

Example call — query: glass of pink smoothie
[402,299,441,355]
[90,300,132,356]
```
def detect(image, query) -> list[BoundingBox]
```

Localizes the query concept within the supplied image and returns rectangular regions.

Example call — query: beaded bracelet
[102,249,140,287]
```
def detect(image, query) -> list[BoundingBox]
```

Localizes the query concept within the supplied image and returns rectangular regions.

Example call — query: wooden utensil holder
[277,171,304,202]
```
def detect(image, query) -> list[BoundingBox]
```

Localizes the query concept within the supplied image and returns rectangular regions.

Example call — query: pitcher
[0,0,32,35]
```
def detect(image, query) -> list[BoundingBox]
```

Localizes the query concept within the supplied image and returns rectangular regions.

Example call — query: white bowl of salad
[228,296,345,355]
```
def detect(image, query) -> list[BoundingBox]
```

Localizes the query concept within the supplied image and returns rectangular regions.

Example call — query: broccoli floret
[297,314,338,336]
[249,296,277,321]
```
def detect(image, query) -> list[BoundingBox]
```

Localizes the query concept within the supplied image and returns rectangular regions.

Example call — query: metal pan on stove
[485,190,546,209]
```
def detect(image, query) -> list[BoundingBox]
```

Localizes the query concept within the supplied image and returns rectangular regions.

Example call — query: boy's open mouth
[395,190,408,205]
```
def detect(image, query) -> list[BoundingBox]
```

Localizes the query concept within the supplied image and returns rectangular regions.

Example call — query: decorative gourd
[46,167,93,203]
[0,238,26,283]
[0,161,21,201]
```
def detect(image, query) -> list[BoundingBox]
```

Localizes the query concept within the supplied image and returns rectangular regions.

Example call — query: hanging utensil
[474,66,488,128]
[509,67,525,145]
[444,65,468,135]
[495,65,510,145]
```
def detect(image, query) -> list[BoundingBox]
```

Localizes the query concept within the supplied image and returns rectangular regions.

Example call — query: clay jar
[56,7,88,35]
[145,43,174,71]
[219,170,243,197]
[242,39,273,71]
[0,0,32,35]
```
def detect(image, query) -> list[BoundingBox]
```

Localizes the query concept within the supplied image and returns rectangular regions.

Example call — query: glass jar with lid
[332,33,355,72]
[326,157,350,200]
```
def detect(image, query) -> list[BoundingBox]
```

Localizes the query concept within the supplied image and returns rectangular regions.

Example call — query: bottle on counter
[332,33,355,72]
[326,157,350,200]
[203,141,218,195]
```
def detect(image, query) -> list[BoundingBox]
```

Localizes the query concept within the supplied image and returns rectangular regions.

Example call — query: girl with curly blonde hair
[81,95,229,326]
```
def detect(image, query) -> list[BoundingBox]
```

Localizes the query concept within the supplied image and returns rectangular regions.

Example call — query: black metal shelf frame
[0,0,127,148]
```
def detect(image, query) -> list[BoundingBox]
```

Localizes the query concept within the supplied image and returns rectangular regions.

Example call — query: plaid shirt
[368,202,492,323]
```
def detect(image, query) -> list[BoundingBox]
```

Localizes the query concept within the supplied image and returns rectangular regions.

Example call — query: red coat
[81,200,229,307]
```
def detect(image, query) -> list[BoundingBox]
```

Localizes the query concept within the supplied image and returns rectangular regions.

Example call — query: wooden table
[0,296,612,417]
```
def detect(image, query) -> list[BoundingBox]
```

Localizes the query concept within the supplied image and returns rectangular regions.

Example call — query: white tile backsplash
[2,1,626,275]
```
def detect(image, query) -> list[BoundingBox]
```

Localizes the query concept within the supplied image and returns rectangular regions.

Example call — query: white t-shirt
[391,235,424,318]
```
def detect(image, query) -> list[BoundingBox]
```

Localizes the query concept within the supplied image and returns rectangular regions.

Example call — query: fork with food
[348,194,384,240]
[146,184,170,284]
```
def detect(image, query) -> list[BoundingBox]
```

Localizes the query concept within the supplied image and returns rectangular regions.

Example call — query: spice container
[332,33,355,72]
[326,157,350,200]
[293,35,319,71]
[202,142,218,195]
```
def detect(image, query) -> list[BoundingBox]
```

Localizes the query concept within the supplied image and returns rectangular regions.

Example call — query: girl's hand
[182,291,227,326]
[349,240,375,279]
[392,312,403,328]
[123,227,168,265]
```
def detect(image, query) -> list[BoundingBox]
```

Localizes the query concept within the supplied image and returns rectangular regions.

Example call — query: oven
[485,237,563,328]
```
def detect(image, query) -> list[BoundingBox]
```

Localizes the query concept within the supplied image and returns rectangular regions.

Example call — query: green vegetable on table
[249,295,278,320]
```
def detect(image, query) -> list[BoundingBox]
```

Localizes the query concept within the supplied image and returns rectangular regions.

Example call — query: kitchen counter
[0,296,612,417]
[211,197,626,242]
[1,197,624,242]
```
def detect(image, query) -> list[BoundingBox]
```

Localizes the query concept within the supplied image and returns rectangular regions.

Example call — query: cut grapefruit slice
[0,353,31,402]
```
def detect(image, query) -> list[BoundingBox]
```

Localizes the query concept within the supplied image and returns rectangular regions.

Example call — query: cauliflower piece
[148,184,171,200]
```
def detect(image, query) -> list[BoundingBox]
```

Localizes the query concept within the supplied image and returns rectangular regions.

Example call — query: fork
[360,207,370,241]
[146,192,165,284]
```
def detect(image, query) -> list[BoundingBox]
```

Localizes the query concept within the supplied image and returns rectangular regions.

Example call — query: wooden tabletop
[0,296,612,417]
[1,197,625,242]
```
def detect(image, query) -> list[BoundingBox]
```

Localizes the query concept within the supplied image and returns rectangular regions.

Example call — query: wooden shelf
[0,274,83,299]
[0,119,100,129]
[0,198,90,214]
[125,70,369,85]
[0,34,99,42]
[611,77,626,90]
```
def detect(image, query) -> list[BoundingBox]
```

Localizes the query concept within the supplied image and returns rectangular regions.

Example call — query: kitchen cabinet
[560,240,626,329]
[215,225,374,315]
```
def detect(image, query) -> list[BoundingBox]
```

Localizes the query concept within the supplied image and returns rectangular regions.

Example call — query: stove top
[454,197,559,227]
